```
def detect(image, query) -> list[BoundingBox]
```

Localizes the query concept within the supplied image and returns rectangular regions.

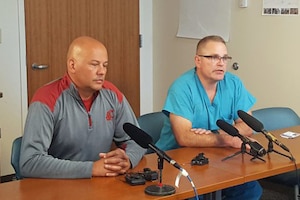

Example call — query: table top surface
[0,126,299,200]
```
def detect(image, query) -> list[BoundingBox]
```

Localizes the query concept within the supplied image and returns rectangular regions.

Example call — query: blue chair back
[137,112,167,153]
[252,107,300,131]
[11,136,23,180]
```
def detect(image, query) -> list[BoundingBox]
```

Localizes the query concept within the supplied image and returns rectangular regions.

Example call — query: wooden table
[0,126,299,200]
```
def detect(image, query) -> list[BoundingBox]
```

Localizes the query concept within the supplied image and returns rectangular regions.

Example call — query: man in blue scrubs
[156,35,262,200]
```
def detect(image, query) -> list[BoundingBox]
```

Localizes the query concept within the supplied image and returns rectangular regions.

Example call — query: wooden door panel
[25,0,140,116]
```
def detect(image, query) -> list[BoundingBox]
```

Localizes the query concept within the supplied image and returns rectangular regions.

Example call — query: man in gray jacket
[20,36,146,179]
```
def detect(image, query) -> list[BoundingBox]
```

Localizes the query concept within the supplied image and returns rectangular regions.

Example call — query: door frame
[18,0,154,128]
[139,0,153,115]
[18,0,28,127]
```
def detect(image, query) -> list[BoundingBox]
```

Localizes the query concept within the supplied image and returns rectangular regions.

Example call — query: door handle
[32,63,49,70]
[0,92,3,98]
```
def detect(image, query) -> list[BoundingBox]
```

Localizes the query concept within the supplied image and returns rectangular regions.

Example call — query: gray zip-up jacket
[20,73,146,178]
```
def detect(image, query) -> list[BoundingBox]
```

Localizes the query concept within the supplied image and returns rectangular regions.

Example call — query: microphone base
[145,184,176,196]
[222,149,265,162]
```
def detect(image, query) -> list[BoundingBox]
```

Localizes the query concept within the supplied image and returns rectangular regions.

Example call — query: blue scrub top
[156,68,256,151]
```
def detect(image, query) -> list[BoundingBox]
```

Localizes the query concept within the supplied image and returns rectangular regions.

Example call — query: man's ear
[195,55,201,62]
[68,58,76,73]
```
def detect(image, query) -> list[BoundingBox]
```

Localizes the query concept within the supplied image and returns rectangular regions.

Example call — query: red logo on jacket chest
[106,109,114,120]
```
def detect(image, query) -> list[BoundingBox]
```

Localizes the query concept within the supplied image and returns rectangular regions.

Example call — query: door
[25,0,140,116]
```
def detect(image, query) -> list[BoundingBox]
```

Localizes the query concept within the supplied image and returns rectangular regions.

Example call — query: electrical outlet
[239,0,248,8]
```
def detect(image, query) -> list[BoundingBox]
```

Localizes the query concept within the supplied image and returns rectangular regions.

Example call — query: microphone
[123,122,186,174]
[216,119,266,157]
[237,110,290,152]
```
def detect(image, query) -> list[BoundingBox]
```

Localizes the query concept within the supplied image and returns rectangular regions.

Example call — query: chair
[252,107,300,131]
[252,107,300,199]
[11,136,23,180]
[137,112,167,154]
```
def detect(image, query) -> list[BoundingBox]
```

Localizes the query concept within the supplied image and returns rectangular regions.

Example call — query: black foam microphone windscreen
[216,120,239,137]
[123,122,153,148]
[123,122,185,171]
[237,110,264,132]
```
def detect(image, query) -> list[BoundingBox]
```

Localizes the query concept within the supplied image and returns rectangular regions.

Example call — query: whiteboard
[177,0,231,41]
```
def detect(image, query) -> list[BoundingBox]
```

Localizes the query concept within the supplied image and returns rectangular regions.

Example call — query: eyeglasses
[197,55,232,63]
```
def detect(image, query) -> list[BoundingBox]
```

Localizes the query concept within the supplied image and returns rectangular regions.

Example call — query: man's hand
[92,148,131,177]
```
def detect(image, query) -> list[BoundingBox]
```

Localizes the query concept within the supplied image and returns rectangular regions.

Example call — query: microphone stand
[144,154,176,196]
[264,135,294,161]
[222,141,265,162]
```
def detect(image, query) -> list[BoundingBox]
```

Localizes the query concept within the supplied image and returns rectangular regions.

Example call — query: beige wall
[153,0,300,115]
[228,1,300,113]
[153,0,196,111]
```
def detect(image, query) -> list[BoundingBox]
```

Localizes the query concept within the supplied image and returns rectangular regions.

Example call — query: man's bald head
[67,36,107,63]
[66,36,109,99]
